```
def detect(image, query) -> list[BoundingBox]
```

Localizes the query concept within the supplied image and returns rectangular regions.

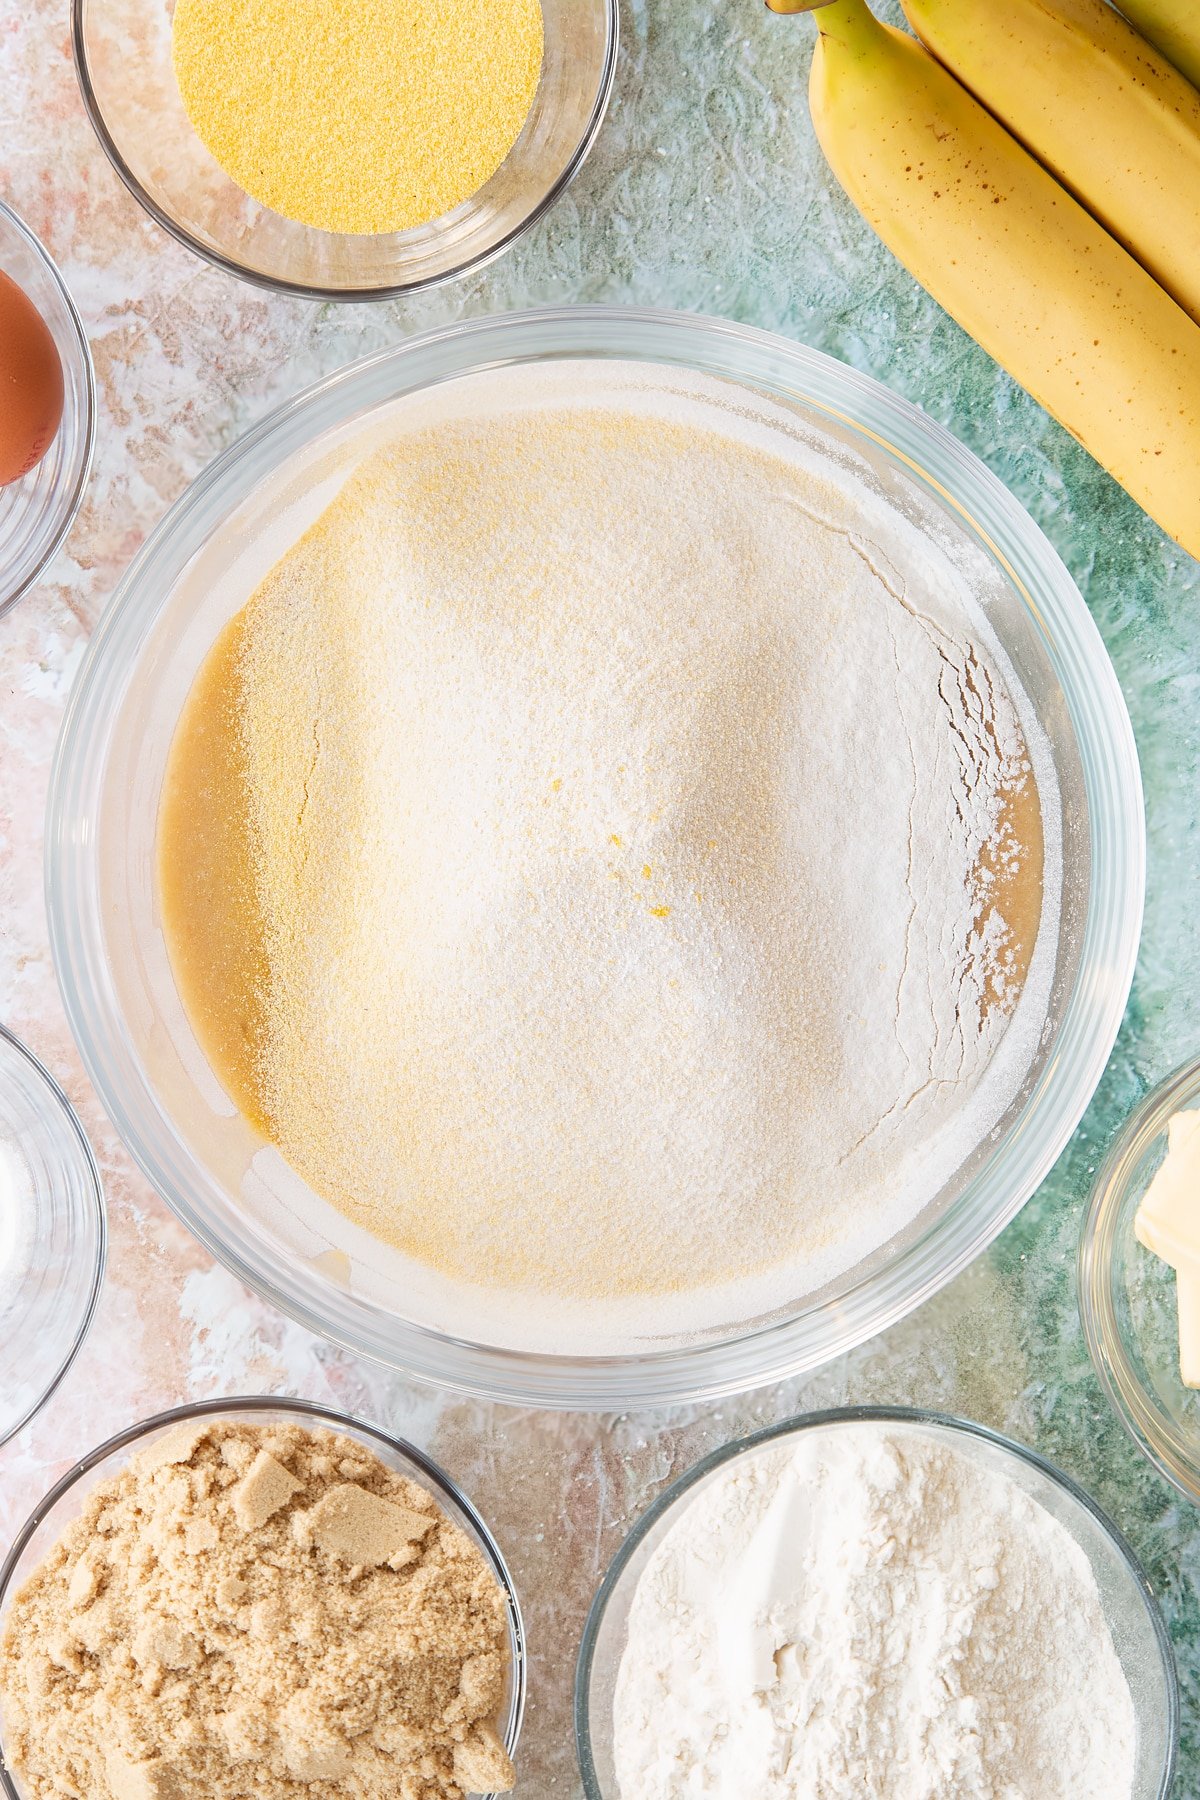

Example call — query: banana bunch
[902,0,1200,325]
[775,0,1200,561]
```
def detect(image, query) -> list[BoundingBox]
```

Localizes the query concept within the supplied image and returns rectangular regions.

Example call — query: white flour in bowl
[162,363,1061,1346]
[612,1423,1136,1800]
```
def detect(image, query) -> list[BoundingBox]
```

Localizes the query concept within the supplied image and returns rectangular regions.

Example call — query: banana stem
[765,0,880,38]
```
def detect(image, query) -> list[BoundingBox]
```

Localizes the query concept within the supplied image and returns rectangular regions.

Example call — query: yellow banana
[901,0,1200,327]
[1116,0,1200,91]
[804,0,1200,562]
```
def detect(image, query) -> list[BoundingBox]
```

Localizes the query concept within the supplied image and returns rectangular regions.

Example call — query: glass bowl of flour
[576,1408,1178,1800]
[45,307,1144,1407]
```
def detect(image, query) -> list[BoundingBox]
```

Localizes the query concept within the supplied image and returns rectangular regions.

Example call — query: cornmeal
[171,0,544,235]
[0,1421,515,1800]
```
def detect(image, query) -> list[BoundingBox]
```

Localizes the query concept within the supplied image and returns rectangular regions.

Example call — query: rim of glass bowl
[45,306,1145,1410]
[1080,1052,1200,1504]
[0,1395,527,1800]
[0,202,96,619]
[0,1021,107,1449]
[573,1404,1180,1800]
[70,0,619,302]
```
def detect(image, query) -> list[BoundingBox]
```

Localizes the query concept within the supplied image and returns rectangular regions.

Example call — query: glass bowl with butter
[1081,1053,1200,1503]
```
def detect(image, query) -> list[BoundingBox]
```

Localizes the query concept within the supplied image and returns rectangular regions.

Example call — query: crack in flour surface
[157,363,1061,1351]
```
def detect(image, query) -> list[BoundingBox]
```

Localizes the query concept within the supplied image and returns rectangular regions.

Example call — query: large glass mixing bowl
[45,308,1144,1408]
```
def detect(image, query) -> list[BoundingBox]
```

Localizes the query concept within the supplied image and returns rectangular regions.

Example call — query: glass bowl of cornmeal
[1081,1053,1200,1503]
[45,308,1145,1409]
[72,0,617,299]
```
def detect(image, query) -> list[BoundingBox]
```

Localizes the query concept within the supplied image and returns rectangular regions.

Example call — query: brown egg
[0,269,65,487]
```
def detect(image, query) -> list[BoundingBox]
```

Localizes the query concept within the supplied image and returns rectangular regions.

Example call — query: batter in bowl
[157,364,1056,1341]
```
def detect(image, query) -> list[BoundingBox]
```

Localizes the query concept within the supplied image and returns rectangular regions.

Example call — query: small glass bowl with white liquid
[0,1023,106,1445]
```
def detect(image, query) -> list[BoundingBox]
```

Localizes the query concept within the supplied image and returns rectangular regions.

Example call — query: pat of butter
[1134,1108,1200,1388]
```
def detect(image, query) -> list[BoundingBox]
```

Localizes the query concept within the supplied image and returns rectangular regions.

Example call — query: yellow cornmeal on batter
[157,380,1050,1322]
[171,0,544,235]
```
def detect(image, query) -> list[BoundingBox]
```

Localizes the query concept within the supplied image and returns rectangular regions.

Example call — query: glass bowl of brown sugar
[0,1398,526,1800]
[71,0,617,299]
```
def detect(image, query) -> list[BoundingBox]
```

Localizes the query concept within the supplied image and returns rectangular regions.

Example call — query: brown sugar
[0,1420,515,1800]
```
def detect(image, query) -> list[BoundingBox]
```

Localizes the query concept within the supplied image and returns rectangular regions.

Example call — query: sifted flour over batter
[157,363,1058,1342]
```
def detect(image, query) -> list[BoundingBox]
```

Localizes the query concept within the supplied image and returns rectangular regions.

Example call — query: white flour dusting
[612,1422,1136,1800]
[221,363,1060,1343]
